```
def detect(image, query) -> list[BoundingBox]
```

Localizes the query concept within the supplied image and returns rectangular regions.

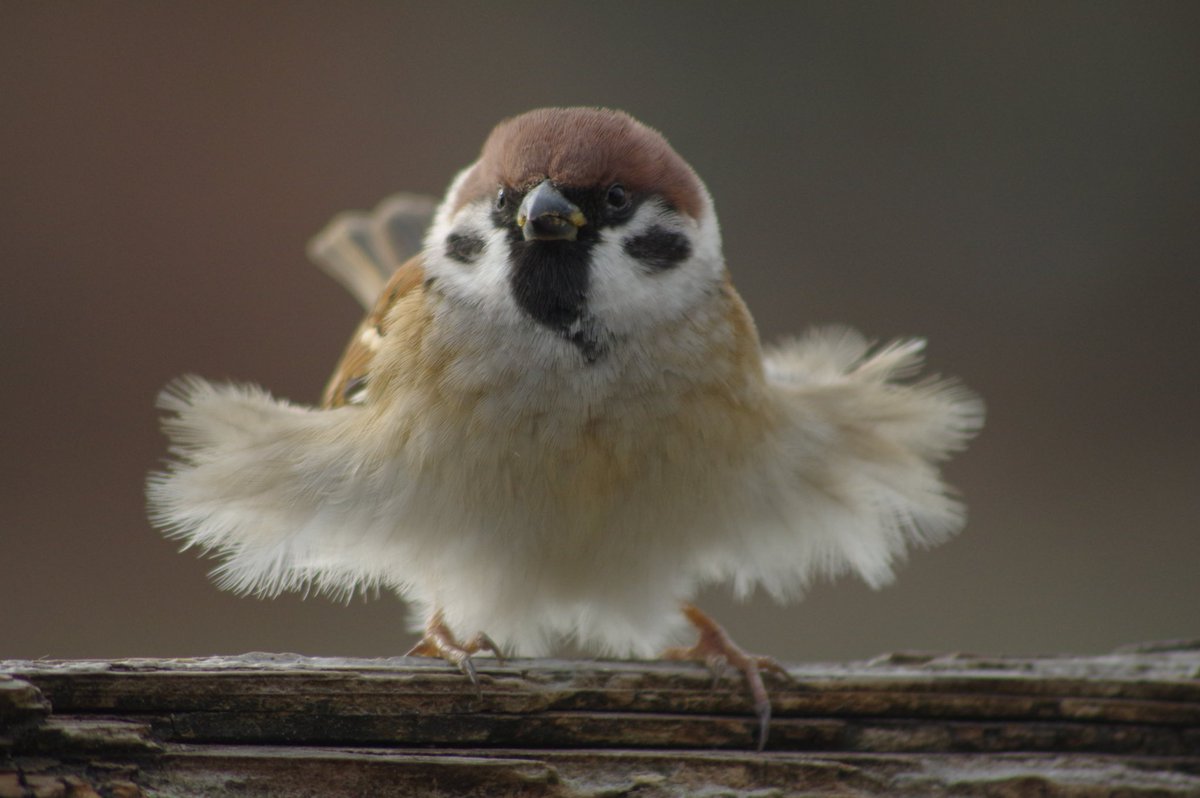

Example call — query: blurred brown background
[3,2,1197,663]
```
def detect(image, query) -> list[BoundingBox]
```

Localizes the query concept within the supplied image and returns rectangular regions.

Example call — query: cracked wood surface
[2,643,1199,796]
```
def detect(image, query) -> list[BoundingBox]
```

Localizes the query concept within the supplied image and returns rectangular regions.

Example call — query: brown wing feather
[321,255,425,408]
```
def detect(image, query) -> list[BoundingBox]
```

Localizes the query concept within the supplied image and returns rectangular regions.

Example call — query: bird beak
[517,181,587,241]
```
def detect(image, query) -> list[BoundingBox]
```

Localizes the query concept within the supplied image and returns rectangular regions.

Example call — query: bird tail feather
[306,193,438,308]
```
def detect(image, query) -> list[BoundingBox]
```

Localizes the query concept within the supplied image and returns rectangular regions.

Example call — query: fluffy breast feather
[148,261,981,656]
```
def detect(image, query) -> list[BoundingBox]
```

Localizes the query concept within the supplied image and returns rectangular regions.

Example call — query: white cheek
[423,164,475,251]
[423,189,516,319]
[587,199,725,337]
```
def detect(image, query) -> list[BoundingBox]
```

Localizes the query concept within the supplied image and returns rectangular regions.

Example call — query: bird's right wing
[147,195,440,600]
[304,192,439,409]
[320,255,426,409]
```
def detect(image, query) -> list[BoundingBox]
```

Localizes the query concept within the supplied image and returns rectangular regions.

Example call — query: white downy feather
[148,326,982,656]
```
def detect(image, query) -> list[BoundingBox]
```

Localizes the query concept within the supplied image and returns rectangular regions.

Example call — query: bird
[148,107,983,749]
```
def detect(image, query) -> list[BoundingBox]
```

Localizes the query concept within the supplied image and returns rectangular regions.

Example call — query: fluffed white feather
[708,329,984,600]
[148,325,982,657]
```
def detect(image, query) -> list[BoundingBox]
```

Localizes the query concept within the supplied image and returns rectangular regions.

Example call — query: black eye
[495,188,508,210]
[605,183,629,210]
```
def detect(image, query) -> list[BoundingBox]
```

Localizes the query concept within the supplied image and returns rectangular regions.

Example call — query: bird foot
[662,603,793,751]
[406,610,505,693]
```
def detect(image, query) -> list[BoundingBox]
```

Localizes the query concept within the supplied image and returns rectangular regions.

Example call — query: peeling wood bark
[2,644,1198,796]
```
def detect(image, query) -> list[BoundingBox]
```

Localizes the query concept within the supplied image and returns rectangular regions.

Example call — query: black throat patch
[507,238,607,362]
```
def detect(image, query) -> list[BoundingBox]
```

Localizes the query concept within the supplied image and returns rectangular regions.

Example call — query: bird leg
[661,603,793,750]
[405,609,505,691]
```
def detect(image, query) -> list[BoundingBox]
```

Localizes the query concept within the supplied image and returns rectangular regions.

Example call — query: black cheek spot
[622,227,691,271]
[445,232,486,264]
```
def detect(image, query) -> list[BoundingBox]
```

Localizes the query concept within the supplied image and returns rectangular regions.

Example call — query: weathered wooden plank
[140,748,1200,797]
[21,675,1200,732]
[17,711,1198,756]
[0,674,50,726]
[7,748,1200,797]
[7,654,1200,750]
[12,653,1200,711]
[2,645,1198,796]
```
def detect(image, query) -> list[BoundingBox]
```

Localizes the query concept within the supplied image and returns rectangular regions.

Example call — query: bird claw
[406,611,505,696]
[663,604,792,751]
[753,653,795,684]
[457,652,479,691]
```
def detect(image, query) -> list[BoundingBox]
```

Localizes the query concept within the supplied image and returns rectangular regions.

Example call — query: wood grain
[3,644,1198,796]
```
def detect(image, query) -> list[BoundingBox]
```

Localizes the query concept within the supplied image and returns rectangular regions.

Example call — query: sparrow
[148,107,983,749]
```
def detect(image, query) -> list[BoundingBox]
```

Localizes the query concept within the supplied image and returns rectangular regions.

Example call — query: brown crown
[454,108,706,220]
